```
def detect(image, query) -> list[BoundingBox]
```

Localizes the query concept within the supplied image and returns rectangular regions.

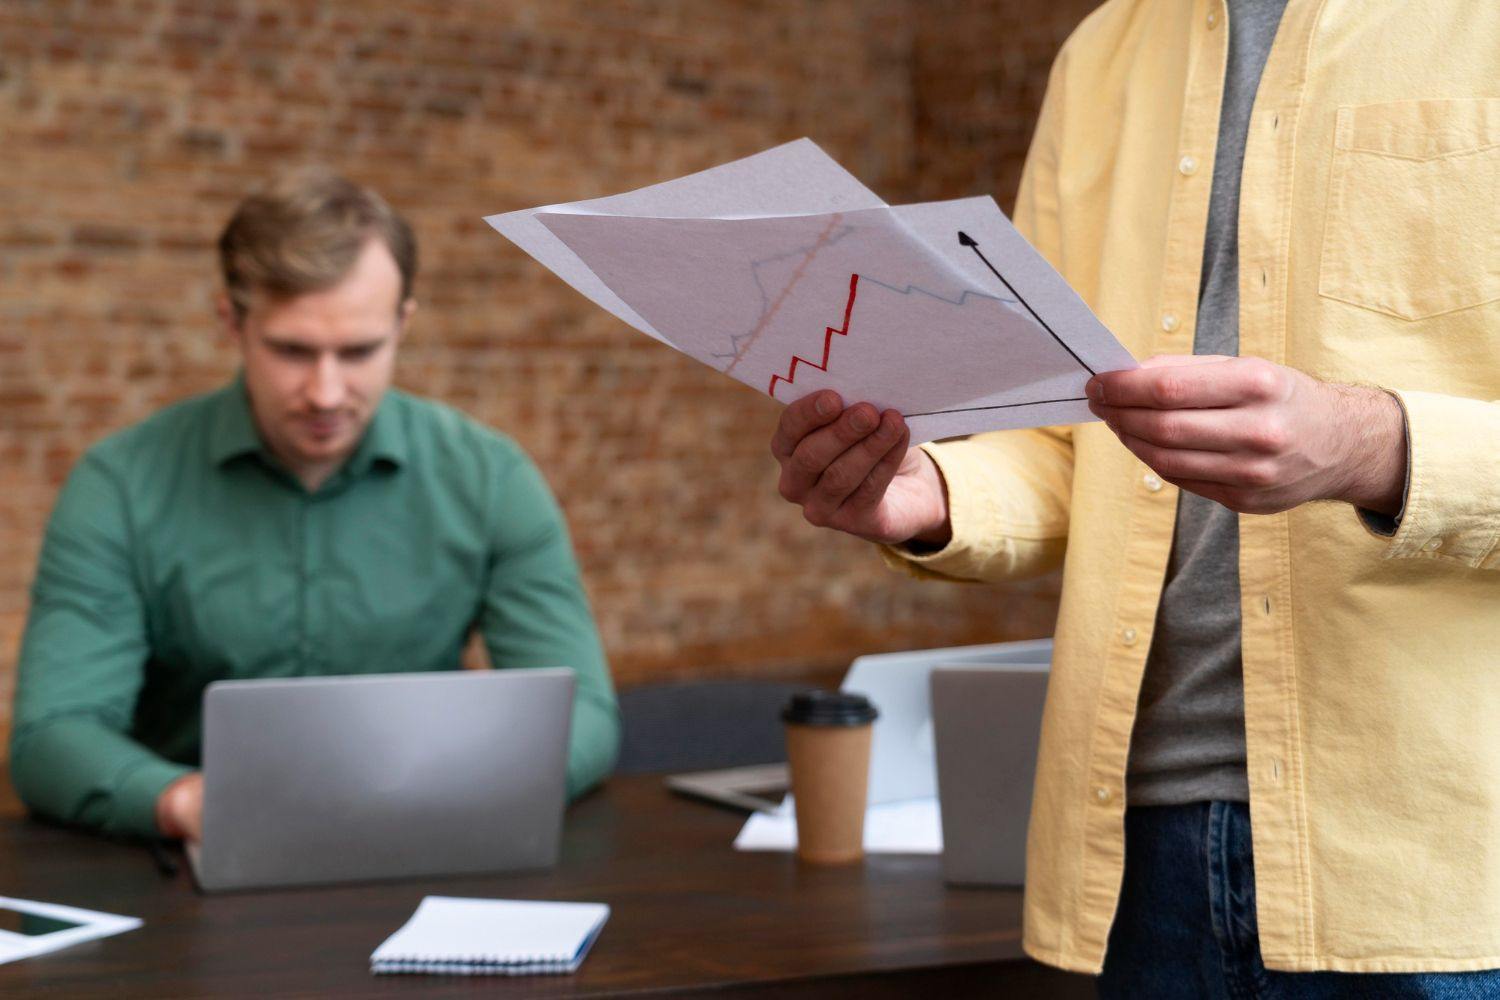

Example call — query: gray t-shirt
[1125,0,1288,807]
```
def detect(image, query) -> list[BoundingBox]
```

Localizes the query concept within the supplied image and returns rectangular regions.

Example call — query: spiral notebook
[370,896,610,976]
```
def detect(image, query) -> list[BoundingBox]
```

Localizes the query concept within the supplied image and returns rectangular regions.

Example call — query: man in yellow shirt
[772,0,1499,995]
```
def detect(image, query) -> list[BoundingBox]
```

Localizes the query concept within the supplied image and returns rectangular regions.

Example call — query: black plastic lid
[782,690,879,727]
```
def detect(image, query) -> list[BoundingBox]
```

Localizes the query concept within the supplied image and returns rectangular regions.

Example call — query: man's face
[222,238,414,482]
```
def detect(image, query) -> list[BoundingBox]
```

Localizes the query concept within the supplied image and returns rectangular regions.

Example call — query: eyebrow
[261,332,393,353]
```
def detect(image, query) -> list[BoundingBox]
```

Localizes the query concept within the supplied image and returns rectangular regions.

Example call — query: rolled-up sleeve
[1363,389,1500,570]
[881,426,1074,582]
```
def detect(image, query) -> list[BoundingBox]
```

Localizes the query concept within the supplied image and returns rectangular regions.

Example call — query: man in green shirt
[10,170,620,842]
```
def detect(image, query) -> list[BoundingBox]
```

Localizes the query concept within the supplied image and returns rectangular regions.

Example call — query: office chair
[614,679,814,774]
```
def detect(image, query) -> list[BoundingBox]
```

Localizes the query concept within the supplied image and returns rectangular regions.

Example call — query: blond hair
[217,168,417,320]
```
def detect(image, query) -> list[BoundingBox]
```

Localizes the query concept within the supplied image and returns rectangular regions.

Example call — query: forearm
[1323,384,1407,517]
[482,570,619,798]
[10,716,191,839]
[481,454,621,796]
[550,607,621,800]
[564,685,621,800]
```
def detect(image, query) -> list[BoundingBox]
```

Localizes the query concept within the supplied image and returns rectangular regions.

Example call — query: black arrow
[958,231,1094,376]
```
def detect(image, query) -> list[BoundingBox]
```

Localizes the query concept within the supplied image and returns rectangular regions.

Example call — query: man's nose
[306,353,347,410]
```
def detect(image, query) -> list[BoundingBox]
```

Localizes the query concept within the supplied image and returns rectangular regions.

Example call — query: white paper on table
[485,139,1136,441]
[733,795,942,855]
[0,896,142,965]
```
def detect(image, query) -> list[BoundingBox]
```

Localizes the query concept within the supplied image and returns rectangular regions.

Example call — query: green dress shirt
[10,378,620,838]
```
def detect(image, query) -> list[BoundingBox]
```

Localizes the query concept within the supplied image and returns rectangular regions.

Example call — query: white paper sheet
[0,896,141,965]
[485,139,1136,442]
[485,139,885,345]
[733,795,942,855]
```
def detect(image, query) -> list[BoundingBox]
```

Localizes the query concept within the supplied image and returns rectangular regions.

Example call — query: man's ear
[395,297,417,341]
[216,293,243,345]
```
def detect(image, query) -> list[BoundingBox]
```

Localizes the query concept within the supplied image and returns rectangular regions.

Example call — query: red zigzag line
[767,273,860,398]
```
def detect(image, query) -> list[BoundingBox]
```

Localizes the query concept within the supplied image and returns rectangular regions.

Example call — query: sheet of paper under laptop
[486,139,1137,443]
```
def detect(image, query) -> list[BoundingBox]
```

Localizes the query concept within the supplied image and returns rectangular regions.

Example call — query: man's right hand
[770,391,952,547]
[155,772,204,842]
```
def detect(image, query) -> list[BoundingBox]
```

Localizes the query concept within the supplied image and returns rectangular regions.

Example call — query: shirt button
[1424,538,1444,552]
[1178,154,1199,176]
[1161,312,1180,332]
[1120,626,1138,646]
[1143,473,1163,493]
[1094,787,1112,804]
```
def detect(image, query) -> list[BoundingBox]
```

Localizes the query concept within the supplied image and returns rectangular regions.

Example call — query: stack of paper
[732,794,943,855]
[370,896,609,976]
[487,139,1136,443]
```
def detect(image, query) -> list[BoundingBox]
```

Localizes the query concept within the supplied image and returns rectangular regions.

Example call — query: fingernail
[1086,379,1103,403]
[815,393,834,417]
[850,408,875,433]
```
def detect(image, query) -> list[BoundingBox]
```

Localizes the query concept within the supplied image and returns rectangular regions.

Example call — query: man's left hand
[1086,355,1406,517]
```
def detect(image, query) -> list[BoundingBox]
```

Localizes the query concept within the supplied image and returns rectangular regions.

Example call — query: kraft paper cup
[782,691,879,865]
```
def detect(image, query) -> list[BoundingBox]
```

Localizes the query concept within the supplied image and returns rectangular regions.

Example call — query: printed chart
[488,139,1136,442]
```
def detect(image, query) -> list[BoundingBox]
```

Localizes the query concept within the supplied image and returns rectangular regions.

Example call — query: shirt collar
[209,375,408,478]
[345,393,408,477]
[208,375,264,467]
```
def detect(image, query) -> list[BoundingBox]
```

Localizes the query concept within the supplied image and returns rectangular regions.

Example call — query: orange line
[768,273,860,398]
[723,213,843,377]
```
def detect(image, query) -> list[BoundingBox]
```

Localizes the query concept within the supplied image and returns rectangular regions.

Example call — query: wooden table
[0,775,1095,998]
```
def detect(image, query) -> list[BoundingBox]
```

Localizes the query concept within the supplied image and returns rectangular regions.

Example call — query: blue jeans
[1098,801,1500,999]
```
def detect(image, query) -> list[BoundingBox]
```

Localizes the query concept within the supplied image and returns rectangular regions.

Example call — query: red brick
[0,0,1097,742]
[70,224,145,252]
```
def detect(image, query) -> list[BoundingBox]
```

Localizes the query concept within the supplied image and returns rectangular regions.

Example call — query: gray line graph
[710,224,1020,369]
[711,223,858,366]
[858,275,1016,309]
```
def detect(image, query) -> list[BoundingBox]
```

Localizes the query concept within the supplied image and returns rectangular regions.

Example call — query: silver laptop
[189,669,574,892]
[931,663,1049,886]
[841,638,1053,804]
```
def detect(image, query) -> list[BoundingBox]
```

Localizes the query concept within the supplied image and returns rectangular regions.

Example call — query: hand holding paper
[769,393,952,546]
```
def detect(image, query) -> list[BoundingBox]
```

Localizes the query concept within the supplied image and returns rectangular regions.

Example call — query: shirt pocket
[1318,98,1500,322]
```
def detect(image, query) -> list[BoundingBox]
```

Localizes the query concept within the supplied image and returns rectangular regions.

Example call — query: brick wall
[0,0,1101,739]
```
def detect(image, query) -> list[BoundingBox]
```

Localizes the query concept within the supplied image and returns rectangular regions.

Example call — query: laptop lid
[196,668,574,892]
[841,638,1052,805]
[931,663,1048,887]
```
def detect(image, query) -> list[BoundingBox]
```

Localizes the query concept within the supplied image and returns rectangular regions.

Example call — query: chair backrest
[615,679,814,774]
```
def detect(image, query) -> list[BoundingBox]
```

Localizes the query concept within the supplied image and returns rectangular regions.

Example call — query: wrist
[154,774,196,839]
[909,520,953,550]
[906,451,952,549]
[1331,385,1407,515]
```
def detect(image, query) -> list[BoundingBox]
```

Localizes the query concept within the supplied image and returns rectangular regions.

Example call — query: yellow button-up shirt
[889,0,1500,975]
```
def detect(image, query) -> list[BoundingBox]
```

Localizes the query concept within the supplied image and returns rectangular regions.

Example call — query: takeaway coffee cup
[781,690,879,865]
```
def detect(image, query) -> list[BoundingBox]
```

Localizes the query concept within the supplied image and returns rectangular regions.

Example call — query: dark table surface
[0,775,1095,998]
